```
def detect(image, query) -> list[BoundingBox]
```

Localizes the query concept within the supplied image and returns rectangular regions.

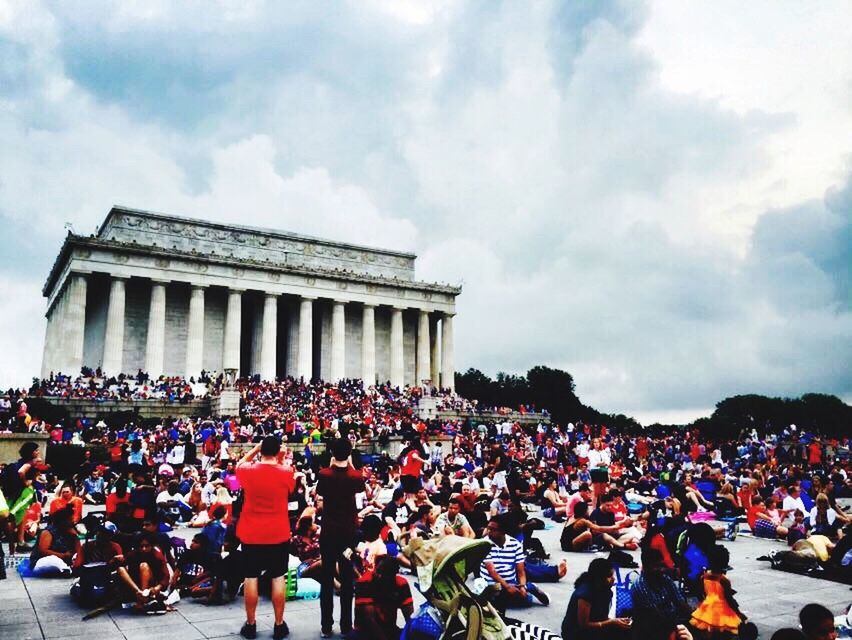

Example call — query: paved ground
[1,520,849,639]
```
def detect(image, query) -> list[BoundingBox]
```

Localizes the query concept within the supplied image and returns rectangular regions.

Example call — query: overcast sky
[1,1,850,423]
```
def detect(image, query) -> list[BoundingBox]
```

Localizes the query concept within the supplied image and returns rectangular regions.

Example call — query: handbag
[610,566,639,618]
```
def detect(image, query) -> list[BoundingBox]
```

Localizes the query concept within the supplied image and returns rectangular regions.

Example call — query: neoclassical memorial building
[41,206,460,389]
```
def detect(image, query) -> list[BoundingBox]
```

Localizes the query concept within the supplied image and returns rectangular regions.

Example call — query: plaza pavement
[1,517,849,640]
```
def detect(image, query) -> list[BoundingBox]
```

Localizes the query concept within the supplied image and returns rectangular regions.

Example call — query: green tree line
[455,367,851,437]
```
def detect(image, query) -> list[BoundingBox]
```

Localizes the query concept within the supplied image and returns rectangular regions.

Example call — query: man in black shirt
[316,439,366,638]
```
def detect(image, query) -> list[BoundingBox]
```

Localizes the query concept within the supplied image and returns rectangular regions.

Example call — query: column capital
[391,305,407,312]
[150,278,171,285]
[362,302,377,309]
[110,274,130,281]
[263,291,280,300]
[442,311,456,318]
[189,282,209,290]
[69,269,92,277]
[332,299,349,305]
[228,287,246,294]
[300,295,317,302]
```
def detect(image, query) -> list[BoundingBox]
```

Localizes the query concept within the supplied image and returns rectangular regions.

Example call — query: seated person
[138,517,176,568]
[30,506,81,577]
[480,514,550,615]
[200,506,228,554]
[71,522,124,606]
[434,498,475,538]
[747,496,789,539]
[81,469,106,505]
[171,533,218,600]
[156,479,191,523]
[631,548,692,640]
[799,603,837,640]
[541,478,569,519]
[807,493,841,539]
[116,533,171,611]
[561,557,632,640]
[352,556,413,640]
[293,512,323,580]
[561,501,636,552]
[73,522,124,570]
[49,483,84,524]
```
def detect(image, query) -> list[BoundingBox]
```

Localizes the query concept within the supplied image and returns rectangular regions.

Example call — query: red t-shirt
[400,451,423,477]
[105,492,130,515]
[236,463,295,544]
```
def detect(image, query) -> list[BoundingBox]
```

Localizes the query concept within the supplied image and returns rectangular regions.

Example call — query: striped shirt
[480,535,524,584]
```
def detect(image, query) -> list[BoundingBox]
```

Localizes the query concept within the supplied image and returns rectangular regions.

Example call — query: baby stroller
[403,535,560,640]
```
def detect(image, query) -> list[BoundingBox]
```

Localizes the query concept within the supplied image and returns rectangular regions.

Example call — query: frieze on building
[98,206,416,280]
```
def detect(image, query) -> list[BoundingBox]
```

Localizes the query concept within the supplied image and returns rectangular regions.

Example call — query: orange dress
[690,574,742,634]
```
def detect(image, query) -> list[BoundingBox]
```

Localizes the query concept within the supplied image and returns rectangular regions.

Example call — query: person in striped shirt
[480,514,550,615]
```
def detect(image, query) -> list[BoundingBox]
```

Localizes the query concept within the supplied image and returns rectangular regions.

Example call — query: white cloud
[0,0,849,423]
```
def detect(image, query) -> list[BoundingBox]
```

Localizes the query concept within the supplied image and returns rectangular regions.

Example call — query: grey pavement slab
[1,517,848,639]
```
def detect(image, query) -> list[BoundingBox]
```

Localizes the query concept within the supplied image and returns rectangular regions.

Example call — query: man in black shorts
[235,436,296,639]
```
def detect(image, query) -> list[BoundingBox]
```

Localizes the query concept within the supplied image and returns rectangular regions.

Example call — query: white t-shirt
[156,490,184,504]
[588,448,611,468]
[782,495,807,516]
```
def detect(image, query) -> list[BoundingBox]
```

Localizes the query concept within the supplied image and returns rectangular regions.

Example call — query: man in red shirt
[236,436,295,640]
[316,438,366,638]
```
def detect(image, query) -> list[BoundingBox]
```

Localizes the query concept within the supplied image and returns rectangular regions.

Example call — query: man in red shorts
[236,436,295,640]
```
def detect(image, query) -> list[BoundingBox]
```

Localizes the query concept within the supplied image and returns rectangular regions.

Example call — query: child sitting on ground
[690,545,747,637]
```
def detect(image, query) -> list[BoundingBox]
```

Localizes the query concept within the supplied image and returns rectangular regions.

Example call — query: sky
[1,0,850,424]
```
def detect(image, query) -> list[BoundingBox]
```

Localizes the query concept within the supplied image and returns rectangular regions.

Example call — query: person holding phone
[561,557,631,639]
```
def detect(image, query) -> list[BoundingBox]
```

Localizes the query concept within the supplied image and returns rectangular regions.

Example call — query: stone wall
[43,397,213,421]
[434,410,551,425]
[0,433,50,464]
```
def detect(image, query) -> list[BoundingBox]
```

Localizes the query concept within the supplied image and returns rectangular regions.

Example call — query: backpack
[70,562,113,608]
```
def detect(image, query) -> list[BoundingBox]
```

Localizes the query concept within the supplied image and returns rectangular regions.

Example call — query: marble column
[330,300,346,381]
[441,313,455,391]
[223,289,243,373]
[41,299,61,378]
[286,303,300,377]
[144,280,167,376]
[416,310,431,386]
[429,315,440,385]
[185,285,205,378]
[390,307,405,388]
[297,296,314,380]
[102,276,127,374]
[259,293,278,381]
[64,273,88,375]
[53,286,69,374]
[361,304,376,385]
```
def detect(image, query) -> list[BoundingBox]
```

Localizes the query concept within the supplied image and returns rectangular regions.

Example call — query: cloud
[0,0,849,423]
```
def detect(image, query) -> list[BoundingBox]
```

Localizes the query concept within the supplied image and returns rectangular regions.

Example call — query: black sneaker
[272,621,289,639]
[239,622,257,639]
[527,584,550,607]
[321,628,333,638]
[527,583,550,606]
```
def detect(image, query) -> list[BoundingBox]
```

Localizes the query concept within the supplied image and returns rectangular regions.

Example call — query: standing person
[235,436,295,640]
[2,441,41,553]
[587,438,611,506]
[398,438,426,498]
[316,438,366,638]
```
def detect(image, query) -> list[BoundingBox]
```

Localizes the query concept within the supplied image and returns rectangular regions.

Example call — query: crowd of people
[25,370,208,403]
[0,375,849,639]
